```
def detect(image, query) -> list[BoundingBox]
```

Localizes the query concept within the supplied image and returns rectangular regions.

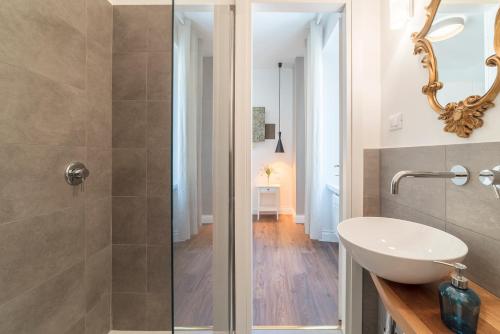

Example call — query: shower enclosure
[0,0,235,332]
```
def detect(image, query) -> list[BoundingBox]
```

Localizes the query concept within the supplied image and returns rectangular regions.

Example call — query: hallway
[174,214,339,327]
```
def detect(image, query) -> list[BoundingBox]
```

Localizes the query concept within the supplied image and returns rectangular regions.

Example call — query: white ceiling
[174,9,342,67]
[252,12,316,69]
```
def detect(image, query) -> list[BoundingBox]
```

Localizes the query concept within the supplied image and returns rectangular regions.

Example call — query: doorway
[251,5,344,330]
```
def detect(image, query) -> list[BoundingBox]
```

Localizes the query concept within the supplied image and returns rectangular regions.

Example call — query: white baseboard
[201,214,213,224]
[252,207,296,215]
[321,229,339,242]
[295,215,305,224]
[172,230,181,243]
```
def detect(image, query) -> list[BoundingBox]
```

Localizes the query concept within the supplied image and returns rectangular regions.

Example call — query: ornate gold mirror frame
[412,0,500,138]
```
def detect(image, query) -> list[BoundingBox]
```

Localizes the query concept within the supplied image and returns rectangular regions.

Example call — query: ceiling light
[427,16,465,43]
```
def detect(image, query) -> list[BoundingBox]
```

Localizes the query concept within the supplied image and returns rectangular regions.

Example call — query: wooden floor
[173,214,339,327]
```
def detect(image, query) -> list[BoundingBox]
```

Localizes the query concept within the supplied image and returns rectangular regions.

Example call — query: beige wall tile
[112,148,147,196]
[0,145,86,223]
[113,101,147,148]
[147,246,171,293]
[112,196,147,245]
[112,52,148,101]
[112,293,147,330]
[112,245,147,293]
[0,1,86,89]
[147,52,172,101]
[147,6,173,52]
[0,0,112,332]
[113,6,149,52]
[148,148,170,197]
[85,247,111,312]
[86,197,112,257]
[446,143,500,241]
[112,6,172,330]
[87,0,113,49]
[380,146,446,219]
[85,245,112,312]
[85,293,111,334]
[0,263,85,334]
[147,293,171,330]
[87,41,112,148]
[147,196,171,245]
[381,198,446,231]
[147,101,171,148]
[0,207,85,305]
[86,148,112,201]
[447,223,500,296]
[65,318,85,334]
[0,63,86,146]
[378,144,500,300]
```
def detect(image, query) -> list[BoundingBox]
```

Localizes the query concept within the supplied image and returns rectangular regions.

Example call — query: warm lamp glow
[427,16,465,43]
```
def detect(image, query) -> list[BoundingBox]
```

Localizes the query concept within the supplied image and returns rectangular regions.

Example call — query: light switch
[389,112,403,131]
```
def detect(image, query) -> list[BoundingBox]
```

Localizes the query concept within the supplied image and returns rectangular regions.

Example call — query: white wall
[252,67,295,214]
[380,0,500,148]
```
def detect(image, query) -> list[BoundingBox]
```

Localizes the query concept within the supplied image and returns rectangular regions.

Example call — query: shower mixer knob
[65,162,90,189]
[478,166,500,199]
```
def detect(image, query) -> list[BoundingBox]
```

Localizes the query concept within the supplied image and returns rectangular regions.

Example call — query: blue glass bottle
[438,263,481,334]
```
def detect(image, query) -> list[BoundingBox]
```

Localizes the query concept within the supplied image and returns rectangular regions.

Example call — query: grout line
[145,27,150,328]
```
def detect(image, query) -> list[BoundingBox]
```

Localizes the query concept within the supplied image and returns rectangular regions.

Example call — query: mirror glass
[431,1,499,104]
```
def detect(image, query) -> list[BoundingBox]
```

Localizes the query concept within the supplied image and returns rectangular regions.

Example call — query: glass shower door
[172,3,235,333]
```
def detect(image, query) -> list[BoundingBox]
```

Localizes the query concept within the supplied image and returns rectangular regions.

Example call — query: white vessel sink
[338,217,468,284]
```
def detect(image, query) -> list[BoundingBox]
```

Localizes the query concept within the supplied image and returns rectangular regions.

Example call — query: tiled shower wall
[111,5,172,330]
[363,143,500,332]
[0,0,113,333]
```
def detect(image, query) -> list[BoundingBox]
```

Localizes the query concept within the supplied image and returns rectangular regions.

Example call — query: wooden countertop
[371,273,500,334]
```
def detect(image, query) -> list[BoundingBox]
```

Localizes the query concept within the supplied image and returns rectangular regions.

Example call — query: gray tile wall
[0,0,113,333]
[362,149,381,334]
[379,143,500,297]
[111,5,172,331]
[362,143,500,332]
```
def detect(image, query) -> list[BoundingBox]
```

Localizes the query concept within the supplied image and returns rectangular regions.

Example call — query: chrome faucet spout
[390,165,469,195]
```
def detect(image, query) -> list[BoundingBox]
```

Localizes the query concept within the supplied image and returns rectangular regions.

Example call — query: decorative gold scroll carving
[412,0,500,138]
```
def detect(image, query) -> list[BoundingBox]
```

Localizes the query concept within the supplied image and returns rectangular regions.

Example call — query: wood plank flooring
[173,225,213,327]
[253,215,339,326]
[173,214,339,327]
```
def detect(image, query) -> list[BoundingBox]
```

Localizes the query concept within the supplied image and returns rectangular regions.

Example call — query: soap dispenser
[437,262,481,334]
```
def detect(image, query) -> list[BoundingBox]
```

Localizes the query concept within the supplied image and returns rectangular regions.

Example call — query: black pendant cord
[278,63,281,133]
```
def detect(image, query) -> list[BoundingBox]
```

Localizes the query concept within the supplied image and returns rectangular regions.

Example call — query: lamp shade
[275,131,284,153]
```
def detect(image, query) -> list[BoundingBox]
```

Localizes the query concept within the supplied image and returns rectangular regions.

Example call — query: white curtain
[173,18,202,242]
[304,21,327,241]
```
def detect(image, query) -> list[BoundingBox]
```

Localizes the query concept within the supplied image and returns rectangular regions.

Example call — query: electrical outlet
[389,112,403,131]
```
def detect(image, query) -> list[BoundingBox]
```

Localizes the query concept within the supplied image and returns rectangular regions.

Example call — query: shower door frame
[233,0,363,333]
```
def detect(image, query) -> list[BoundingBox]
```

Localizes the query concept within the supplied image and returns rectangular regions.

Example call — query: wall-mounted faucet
[478,166,500,199]
[390,165,469,195]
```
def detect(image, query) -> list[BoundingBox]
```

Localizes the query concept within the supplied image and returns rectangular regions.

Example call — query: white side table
[256,185,280,221]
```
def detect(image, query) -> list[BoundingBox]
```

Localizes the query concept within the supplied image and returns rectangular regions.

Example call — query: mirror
[413,0,500,138]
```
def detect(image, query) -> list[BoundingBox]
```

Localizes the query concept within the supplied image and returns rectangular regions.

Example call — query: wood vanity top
[371,273,500,334]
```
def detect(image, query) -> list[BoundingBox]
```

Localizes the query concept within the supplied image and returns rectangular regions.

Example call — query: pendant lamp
[275,62,285,153]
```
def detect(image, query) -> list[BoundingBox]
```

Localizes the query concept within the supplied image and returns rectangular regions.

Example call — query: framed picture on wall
[253,107,265,142]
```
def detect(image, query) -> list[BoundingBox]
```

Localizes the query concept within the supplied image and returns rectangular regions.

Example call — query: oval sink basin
[338,217,468,284]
